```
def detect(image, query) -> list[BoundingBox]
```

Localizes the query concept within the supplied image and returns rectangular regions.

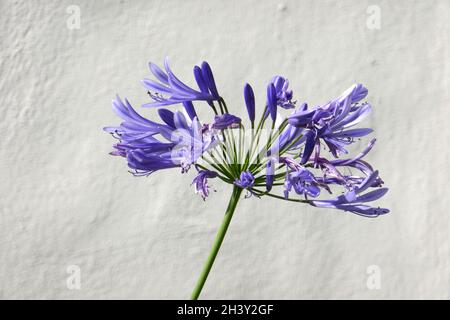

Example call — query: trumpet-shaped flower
[311,171,389,217]
[284,168,321,198]
[192,169,219,200]
[104,96,218,176]
[270,76,296,109]
[142,58,220,108]
[288,84,373,163]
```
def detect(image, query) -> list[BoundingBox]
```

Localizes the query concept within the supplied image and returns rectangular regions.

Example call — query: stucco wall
[0,0,449,299]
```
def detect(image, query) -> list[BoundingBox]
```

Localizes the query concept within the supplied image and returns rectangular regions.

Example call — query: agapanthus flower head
[105,57,390,301]
[105,58,388,216]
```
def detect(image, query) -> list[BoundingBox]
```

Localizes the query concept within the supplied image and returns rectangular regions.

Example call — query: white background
[1,0,449,299]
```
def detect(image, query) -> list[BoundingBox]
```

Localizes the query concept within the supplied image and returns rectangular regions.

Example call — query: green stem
[190,186,243,300]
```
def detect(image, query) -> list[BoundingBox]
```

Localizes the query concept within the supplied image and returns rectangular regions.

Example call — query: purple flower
[265,158,275,192]
[104,58,392,302]
[311,171,389,217]
[267,83,277,122]
[211,113,242,130]
[288,84,373,164]
[103,95,173,154]
[284,166,322,199]
[192,169,218,200]
[105,96,165,132]
[142,58,220,107]
[182,101,198,120]
[104,96,217,176]
[315,138,384,189]
[336,83,368,105]
[169,112,218,172]
[244,83,255,124]
[234,171,255,189]
[199,61,220,99]
[105,58,388,219]
[270,76,296,109]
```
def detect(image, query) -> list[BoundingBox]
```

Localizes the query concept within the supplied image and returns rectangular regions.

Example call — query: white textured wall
[1,0,449,299]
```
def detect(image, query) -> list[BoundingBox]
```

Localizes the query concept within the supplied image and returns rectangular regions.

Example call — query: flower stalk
[191,186,243,300]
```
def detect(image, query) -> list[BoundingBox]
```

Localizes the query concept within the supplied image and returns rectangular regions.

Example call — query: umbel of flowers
[104,58,389,299]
